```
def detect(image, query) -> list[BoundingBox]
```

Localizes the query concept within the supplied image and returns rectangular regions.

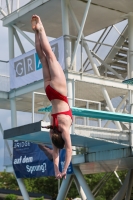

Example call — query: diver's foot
[31,15,43,32]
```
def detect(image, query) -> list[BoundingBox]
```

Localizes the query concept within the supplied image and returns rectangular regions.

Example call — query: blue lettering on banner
[13,141,73,178]
[35,53,42,70]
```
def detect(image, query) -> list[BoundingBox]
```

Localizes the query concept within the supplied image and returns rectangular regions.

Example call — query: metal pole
[8,25,29,200]
[12,25,35,47]
[56,175,73,200]
[92,51,123,80]
[104,93,128,128]
[125,169,133,200]
[17,0,20,10]
[8,26,14,59]
[0,7,7,16]
[73,176,87,200]
[14,29,25,54]
[70,0,92,69]
[128,13,133,154]
[73,166,95,200]
[114,171,122,185]
[112,170,131,200]
[6,0,11,14]
[61,0,71,69]
[68,2,99,76]
[32,92,35,123]
[71,38,77,71]
[98,103,101,127]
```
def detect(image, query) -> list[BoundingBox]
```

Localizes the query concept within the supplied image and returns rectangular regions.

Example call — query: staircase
[99,26,129,79]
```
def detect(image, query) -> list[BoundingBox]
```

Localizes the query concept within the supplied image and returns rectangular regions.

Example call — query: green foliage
[0,172,18,190]
[24,176,58,199]
[0,170,127,200]
[5,194,18,200]
[34,197,44,200]
[95,196,106,200]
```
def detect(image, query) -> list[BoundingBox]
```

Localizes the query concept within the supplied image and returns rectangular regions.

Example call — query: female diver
[31,15,73,179]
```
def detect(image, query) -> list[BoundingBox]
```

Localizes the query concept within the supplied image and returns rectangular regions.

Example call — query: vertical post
[70,0,92,69]
[56,175,73,200]
[71,38,76,71]
[17,0,20,10]
[86,101,89,126]
[8,26,29,200]
[98,103,101,127]
[61,0,71,69]
[128,13,133,154]
[8,26,14,59]
[73,166,95,200]
[6,0,11,14]
[74,176,87,200]
[32,92,35,123]
[125,170,133,200]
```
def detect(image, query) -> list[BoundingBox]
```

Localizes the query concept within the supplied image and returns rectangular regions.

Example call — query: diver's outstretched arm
[52,145,62,179]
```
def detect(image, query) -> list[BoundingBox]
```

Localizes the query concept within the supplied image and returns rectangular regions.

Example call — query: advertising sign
[13,140,73,178]
[10,37,64,90]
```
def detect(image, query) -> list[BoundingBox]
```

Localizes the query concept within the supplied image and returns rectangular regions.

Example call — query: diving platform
[4,120,132,175]
[4,121,129,153]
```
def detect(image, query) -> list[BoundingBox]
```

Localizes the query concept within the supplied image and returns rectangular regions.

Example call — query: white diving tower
[1,0,133,199]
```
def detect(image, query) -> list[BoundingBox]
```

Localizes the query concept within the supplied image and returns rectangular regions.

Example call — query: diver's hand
[55,171,62,179]
[61,170,67,179]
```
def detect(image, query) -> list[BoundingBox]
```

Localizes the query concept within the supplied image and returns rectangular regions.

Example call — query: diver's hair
[42,125,65,149]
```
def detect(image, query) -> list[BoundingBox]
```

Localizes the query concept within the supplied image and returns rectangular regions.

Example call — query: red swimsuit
[45,85,73,128]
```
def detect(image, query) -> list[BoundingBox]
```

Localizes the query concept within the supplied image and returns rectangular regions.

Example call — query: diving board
[38,106,133,123]
[123,78,133,85]
[4,121,129,153]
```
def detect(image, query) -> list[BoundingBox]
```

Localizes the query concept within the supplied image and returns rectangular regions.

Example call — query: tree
[0,170,127,200]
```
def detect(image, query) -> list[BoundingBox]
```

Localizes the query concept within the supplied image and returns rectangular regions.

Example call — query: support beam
[73,166,95,200]
[61,0,71,69]
[74,176,87,200]
[56,175,73,200]
[104,93,128,128]
[128,13,133,154]
[0,7,7,16]
[125,169,133,200]
[8,24,29,200]
[8,26,14,59]
[70,0,91,69]
[14,29,25,54]
[92,51,123,80]
[6,0,11,14]
[92,173,112,196]
[112,170,131,200]
[12,25,35,47]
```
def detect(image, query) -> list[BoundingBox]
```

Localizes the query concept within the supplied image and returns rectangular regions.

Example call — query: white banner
[10,36,64,90]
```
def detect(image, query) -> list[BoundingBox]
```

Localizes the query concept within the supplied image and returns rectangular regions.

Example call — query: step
[122,41,129,48]
[118,48,128,55]
[111,61,127,68]
[114,54,127,62]
[111,67,127,74]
